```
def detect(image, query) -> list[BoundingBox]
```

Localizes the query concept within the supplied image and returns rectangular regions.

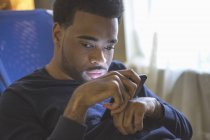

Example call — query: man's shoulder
[8,68,51,88]
[1,68,49,94]
[18,68,51,82]
[3,68,79,96]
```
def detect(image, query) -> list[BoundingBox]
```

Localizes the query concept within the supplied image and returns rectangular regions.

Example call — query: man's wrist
[63,99,88,124]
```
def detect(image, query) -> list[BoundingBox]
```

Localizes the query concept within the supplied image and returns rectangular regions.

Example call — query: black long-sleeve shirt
[0,61,192,140]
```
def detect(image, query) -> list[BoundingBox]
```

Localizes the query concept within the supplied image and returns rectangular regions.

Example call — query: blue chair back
[0,9,54,94]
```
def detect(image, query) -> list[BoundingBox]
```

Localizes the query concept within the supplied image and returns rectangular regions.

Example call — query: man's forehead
[77,35,118,44]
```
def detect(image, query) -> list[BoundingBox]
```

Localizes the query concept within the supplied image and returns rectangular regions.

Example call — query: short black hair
[53,0,124,28]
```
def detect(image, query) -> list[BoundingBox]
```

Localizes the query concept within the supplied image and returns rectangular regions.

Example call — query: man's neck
[45,61,73,80]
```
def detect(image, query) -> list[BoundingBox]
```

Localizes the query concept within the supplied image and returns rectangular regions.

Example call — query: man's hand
[112,97,163,135]
[63,69,140,124]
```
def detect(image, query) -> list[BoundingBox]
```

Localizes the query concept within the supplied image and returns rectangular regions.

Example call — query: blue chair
[0,9,54,94]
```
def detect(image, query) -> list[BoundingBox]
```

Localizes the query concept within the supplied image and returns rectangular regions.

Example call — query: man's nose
[89,47,107,64]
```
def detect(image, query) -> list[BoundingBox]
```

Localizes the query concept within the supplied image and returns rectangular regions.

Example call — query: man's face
[55,11,119,82]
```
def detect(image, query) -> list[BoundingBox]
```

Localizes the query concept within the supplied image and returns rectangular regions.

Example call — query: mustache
[86,65,107,71]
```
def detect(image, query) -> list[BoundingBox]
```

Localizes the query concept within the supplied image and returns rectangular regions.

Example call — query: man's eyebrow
[77,35,118,44]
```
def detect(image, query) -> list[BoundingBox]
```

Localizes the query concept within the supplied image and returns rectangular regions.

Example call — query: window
[124,0,210,72]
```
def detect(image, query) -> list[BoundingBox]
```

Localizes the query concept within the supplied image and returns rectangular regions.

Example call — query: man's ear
[52,23,63,48]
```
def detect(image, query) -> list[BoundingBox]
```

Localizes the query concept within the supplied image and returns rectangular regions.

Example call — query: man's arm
[142,86,193,139]
[111,85,192,139]
[0,90,87,140]
[0,68,139,140]
[47,116,87,140]
[109,61,192,139]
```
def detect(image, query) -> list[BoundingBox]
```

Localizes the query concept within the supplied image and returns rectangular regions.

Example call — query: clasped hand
[64,69,160,135]
[111,97,159,135]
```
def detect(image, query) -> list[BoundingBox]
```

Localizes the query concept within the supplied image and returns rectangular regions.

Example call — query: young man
[0,0,192,139]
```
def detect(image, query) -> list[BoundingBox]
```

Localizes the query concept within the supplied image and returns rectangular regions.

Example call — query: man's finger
[118,69,140,86]
[113,112,128,135]
[134,109,144,132]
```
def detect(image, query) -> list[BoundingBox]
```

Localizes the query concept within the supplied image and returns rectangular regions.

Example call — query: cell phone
[134,74,147,97]
[101,74,147,121]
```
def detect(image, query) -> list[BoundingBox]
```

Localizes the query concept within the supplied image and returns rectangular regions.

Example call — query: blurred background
[0,0,210,140]
[0,0,54,10]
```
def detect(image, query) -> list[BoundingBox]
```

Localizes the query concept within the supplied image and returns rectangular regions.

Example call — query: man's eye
[81,42,94,48]
[104,45,115,50]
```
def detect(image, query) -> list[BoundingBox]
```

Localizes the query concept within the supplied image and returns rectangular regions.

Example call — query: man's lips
[85,69,106,79]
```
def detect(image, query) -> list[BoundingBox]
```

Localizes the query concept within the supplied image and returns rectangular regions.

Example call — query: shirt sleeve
[0,91,87,140]
[48,116,87,140]
[142,86,193,139]
[0,91,48,140]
